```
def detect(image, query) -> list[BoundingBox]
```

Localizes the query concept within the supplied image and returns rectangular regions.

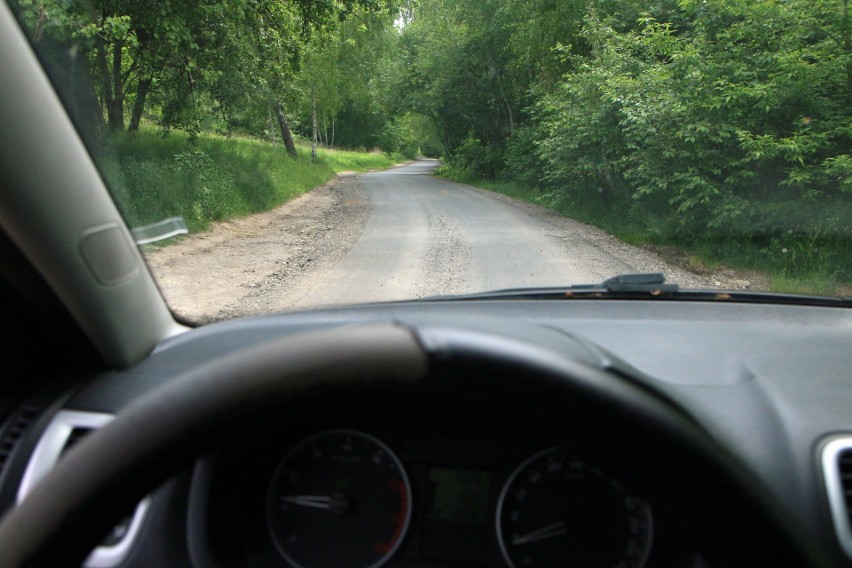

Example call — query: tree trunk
[128,76,152,131]
[108,41,125,130]
[311,89,318,163]
[432,114,451,156]
[488,56,514,133]
[274,99,298,158]
[268,107,277,145]
[598,146,615,210]
[331,115,335,148]
[95,35,113,123]
[844,0,851,104]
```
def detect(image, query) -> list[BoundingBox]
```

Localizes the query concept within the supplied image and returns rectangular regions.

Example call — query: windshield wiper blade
[414,273,851,307]
[417,273,678,301]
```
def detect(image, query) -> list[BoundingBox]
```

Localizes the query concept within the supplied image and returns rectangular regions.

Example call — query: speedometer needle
[511,521,568,546]
[282,495,333,508]
[281,493,351,514]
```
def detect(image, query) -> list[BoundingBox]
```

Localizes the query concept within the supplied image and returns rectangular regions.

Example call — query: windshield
[9,0,850,322]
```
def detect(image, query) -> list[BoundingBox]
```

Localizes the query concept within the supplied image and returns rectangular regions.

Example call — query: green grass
[98,128,402,234]
[436,169,851,296]
[678,235,850,296]
[472,179,539,201]
[768,275,843,296]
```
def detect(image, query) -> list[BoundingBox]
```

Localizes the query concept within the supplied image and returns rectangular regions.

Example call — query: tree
[12,0,400,145]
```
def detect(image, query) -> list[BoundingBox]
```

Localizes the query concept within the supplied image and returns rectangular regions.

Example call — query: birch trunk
[311,90,318,163]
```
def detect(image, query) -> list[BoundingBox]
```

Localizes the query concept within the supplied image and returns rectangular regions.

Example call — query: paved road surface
[282,159,635,306]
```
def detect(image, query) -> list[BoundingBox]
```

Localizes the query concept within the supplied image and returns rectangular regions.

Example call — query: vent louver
[60,426,92,457]
[841,450,852,525]
[0,406,40,480]
[822,438,852,560]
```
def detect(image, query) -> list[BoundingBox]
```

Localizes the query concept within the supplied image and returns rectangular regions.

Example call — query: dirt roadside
[145,172,767,323]
[145,172,370,323]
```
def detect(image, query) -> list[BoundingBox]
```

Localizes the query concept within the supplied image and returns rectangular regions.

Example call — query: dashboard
[1,298,852,567]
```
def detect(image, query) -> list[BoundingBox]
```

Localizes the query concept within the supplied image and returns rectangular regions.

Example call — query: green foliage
[444,135,503,179]
[414,0,850,288]
[371,116,418,157]
[383,0,526,157]
[500,126,546,189]
[10,0,402,140]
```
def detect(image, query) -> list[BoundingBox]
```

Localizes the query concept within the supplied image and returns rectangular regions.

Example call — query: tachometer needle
[281,493,351,514]
[511,521,568,546]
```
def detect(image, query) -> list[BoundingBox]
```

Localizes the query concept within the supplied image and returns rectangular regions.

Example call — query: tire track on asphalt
[415,196,473,297]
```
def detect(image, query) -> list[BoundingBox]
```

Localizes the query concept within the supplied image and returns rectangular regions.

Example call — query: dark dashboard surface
[67,299,852,524]
[2,298,851,567]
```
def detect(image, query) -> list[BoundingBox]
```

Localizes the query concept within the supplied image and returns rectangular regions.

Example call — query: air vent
[822,437,852,560]
[58,426,136,550]
[17,410,150,568]
[0,405,40,480]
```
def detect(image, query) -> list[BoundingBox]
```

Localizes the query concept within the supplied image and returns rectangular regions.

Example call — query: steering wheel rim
[0,323,830,567]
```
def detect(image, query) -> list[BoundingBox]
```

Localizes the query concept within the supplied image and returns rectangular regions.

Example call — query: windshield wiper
[570,272,679,293]
[418,272,677,301]
[416,273,852,307]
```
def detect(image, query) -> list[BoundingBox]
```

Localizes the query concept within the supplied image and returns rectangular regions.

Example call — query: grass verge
[98,128,404,234]
[436,169,850,296]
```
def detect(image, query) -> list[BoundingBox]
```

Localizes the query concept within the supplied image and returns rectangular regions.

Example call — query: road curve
[281,159,635,307]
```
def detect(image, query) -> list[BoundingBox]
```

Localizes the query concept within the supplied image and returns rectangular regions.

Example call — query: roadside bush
[501,126,544,189]
[448,135,503,179]
[523,1,850,286]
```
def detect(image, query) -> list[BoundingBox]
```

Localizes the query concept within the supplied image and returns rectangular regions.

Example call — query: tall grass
[98,128,402,233]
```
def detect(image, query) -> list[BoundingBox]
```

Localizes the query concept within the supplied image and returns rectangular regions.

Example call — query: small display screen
[428,468,491,523]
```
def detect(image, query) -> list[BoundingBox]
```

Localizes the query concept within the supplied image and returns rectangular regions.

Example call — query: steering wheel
[0,323,831,567]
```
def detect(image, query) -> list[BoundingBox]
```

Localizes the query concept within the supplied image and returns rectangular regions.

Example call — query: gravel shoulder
[146,164,762,323]
[146,173,370,322]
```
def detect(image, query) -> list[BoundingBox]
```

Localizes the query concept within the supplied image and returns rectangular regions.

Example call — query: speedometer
[267,430,411,568]
[496,448,653,568]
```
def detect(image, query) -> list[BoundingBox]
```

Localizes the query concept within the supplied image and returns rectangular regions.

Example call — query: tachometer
[496,448,653,568]
[267,430,411,568]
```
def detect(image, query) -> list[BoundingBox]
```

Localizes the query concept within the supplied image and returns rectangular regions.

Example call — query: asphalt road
[283,159,636,306]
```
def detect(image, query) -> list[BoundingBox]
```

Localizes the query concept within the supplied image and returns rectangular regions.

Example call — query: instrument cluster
[264,430,653,568]
[192,410,702,568]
